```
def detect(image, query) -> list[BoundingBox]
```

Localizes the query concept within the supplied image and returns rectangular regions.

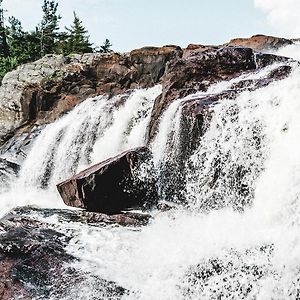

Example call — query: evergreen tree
[6,17,25,59]
[0,0,9,57]
[63,12,93,55]
[38,0,61,57]
[6,18,40,63]
[99,38,113,53]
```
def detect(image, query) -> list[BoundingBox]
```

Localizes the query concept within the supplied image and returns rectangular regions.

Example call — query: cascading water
[2,46,300,299]
[63,63,300,299]
[0,85,161,215]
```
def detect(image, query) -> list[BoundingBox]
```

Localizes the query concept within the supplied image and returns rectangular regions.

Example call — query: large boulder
[57,147,157,214]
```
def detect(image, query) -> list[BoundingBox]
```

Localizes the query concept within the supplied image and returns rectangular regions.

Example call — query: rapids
[1,46,300,299]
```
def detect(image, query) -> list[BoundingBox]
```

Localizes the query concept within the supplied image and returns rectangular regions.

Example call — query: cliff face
[0,46,181,145]
[0,34,295,149]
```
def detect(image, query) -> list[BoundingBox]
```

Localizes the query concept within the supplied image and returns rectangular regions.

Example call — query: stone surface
[0,205,152,299]
[0,46,181,146]
[226,34,294,51]
[0,158,20,192]
[0,39,294,148]
[147,46,292,141]
[57,147,158,214]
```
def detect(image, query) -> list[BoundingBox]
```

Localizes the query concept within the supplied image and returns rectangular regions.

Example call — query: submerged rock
[57,147,158,214]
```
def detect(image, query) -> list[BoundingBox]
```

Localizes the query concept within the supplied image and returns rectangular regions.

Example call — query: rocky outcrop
[0,35,295,148]
[0,205,152,299]
[0,46,181,145]
[184,35,294,54]
[57,147,158,214]
[227,34,293,51]
[147,46,293,140]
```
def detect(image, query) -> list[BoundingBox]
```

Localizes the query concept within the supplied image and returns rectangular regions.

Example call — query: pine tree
[0,0,9,57]
[6,17,40,63]
[7,17,25,59]
[38,0,61,57]
[99,39,113,53]
[63,12,93,55]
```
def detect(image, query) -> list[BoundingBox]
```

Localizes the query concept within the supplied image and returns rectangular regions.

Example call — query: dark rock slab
[0,205,148,299]
[9,206,152,227]
[147,46,293,141]
[57,146,157,214]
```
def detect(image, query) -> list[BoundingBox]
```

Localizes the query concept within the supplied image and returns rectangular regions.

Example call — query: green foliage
[0,0,9,57]
[0,56,18,79]
[63,12,93,55]
[99,39,113,53]
[38,0,61,56]
[0,0,114,83]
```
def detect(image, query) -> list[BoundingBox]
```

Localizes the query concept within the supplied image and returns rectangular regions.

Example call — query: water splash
[0,86,161,216]
[1,53,300,299]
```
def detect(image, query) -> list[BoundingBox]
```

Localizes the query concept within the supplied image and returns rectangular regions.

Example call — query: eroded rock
[227,34,293,51]
[0,205,152,299]
[0,46,181,146]
[147,46,293,141]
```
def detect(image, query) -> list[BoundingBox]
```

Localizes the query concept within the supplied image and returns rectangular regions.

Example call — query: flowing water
[1,47,300,299]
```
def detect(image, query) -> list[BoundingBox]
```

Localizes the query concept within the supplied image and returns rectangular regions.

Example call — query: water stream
[1,47,300,299]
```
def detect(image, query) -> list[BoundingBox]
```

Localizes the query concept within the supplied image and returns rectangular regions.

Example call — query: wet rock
[10,206,152,227]
[0,206,145,299]
[0,46,181,146]
[0,256,30,300]
[0,158,20,191]
[0,125,44,164]
[152,60,293,204]
[147,47,256,140]
[147,46,293,141]
[57,147,158,214]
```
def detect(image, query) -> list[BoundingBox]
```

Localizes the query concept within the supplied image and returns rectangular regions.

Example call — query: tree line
[0,0,113,80]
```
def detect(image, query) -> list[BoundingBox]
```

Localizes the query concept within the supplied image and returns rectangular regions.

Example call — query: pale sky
[2,0,297,52]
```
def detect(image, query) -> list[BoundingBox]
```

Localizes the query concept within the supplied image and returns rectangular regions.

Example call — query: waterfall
[1,49,300,299]
[54,64,300,299]
[0,85,161,215]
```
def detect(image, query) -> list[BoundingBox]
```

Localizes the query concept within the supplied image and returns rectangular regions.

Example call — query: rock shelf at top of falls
[1,34,300,299]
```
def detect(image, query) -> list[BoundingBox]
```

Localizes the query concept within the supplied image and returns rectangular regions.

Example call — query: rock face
[57,147,158,214]
[0,46,181,145]
[147,46,293,140]
[0,158,20,191]
[227,34,293,51]
[0,35,294,148]
[0,206,152,299]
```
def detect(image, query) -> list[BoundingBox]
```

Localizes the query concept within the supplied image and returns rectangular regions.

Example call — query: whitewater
[1,45,300,299]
